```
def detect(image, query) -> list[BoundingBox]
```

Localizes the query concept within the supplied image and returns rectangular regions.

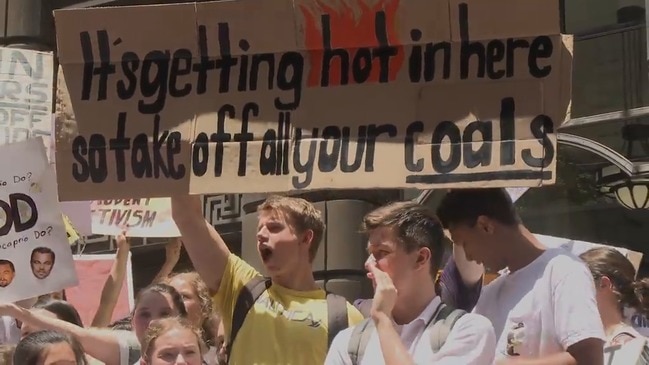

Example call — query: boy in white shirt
[437,188,605,365]
[325,201,496,365]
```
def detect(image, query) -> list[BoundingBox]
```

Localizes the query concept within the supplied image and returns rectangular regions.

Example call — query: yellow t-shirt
[214,254,364,365]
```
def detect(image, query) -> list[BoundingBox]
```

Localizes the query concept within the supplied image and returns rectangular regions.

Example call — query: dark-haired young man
[437,188,605,365]
[326,201,495,365]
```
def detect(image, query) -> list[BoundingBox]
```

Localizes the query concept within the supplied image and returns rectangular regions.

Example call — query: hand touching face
[366,259,398,320]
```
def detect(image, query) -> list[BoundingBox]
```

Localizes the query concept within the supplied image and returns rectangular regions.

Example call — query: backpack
[347,303,466,365]
[224,275,349,362]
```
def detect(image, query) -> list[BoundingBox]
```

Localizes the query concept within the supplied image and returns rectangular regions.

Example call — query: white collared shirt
[325,296,496,365]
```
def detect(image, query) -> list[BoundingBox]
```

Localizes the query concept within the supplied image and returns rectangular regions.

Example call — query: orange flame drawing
[299,0,405,87]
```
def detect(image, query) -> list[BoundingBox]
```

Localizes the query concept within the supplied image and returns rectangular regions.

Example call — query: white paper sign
[536,233,636,260]
[60,201,92,236]
[506,187,529,203]
[0,138,77,302]
[0,48,53,148]
[91,198,180,238]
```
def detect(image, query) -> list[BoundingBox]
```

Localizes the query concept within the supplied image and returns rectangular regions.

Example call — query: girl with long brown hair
[580,247,649,346]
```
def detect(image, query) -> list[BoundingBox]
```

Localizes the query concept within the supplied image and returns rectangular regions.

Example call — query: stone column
[617,0,648,108]
[0,0,53,51]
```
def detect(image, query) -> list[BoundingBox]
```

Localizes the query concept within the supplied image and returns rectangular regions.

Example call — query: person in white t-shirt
[437,188,605,365]
[325,201,496,365]
[579,247,648,346]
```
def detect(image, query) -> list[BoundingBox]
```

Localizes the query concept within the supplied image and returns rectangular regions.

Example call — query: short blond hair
[141,317,206,360]
[258,195,325,261]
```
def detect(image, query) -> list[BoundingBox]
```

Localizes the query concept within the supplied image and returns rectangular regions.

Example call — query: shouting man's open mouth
[260,246,273,262]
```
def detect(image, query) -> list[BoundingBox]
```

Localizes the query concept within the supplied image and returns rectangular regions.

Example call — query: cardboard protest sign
[53,0,572,201]
[536,233,644,273]
[604,337,649,365]
[0,48,54,148]
[0,138,77,302]
[91,198,180,237]
[536,233,649,336]
[66,254,134,327]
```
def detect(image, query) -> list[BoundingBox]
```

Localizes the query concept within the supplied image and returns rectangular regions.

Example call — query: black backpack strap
[326,293,349,348]
[225,276,269,360]
[347,318,375,365]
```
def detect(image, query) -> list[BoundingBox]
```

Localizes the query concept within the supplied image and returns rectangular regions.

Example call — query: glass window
[565,0,649,118]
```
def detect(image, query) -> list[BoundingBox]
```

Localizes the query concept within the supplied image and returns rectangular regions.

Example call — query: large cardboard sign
[54,0,573,201]
[91,198,180,237]
[66,254,134,327]
[0,48,54,148]
[0,138,77,302]
[536,233,649,337]
[537,233,644,273]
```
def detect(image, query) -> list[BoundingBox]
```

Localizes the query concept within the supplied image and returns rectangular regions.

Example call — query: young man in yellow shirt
[171,195,363,364]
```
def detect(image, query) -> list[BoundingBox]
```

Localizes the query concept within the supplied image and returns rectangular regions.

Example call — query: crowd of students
[0,188,647,364]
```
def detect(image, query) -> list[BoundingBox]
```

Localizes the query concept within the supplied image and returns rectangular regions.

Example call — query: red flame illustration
[299,0,404,87]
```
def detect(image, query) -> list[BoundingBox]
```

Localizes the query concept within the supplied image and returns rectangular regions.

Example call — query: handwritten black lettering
[0,193,38,236]
[462,120,493,168]
[80,24,305,114]
[73,113,185,183]
[523,114,554,167]
[65,3,562,193]
[235,104,256,176]
[499,97,516,166]
[292,123,397,189]
[0,236,28,250]
[259,111,291,176]
[458,3,554,80]
[408,30,452,83]
[191,104,233,177]
[405,121,424,172]
[404,97,555,185]
[431,121,462,174]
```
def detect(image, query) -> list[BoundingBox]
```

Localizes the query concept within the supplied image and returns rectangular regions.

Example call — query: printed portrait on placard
[30,247,55,280]
[0,259,15,287]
